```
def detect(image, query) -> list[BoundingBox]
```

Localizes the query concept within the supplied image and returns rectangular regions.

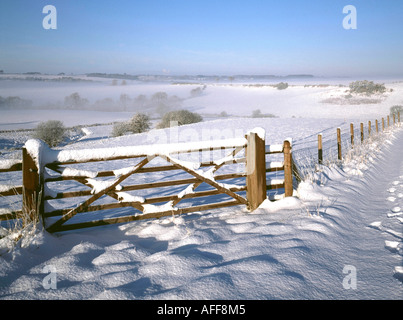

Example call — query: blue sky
[1,0,403,77]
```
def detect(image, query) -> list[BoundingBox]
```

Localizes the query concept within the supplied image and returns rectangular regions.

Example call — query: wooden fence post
[393,114,396,126]
[350,123,354,146]
[318,134,323,164]
[387,115,390,128]
[376,119,379,133]
[337,128,342,161]
[22,148,40,224]
[246,131,267,211]
[398,112,400,124]
[368,121,371,137]
[360,123,364,142]
[382,118,385,131]
[283,140,293,198]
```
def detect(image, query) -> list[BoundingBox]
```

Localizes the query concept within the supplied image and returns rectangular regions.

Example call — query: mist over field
[1,73,402,131]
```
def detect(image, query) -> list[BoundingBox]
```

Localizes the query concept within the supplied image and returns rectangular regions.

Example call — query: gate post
[283,139,293,197]
[246,129,267,211]
[22,147,40,224]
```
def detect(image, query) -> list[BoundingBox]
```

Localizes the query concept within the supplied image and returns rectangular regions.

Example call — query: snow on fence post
[283,139,293,197]
[318,134,323,164]
[337,128,342,161]
[246,129,267,211]
[22,147,40,224]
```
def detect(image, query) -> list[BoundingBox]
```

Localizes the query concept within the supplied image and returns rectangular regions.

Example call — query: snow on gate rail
[0,128,296,233]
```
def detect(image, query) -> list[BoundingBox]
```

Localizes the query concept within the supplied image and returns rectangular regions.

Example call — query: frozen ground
[0,77,402,300]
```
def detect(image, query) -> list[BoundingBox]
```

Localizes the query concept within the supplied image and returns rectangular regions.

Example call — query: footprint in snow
[369,221,382,230]
[385,240,403,255]
[387,212,403,218]
[387,196,396,202]
[369,221,403,239]
[387,207,402,218]
[394,266,403,282]
[379,180,403,282]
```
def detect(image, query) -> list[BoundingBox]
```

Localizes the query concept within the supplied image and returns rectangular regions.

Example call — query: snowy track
[298,125,403,298]
[366,129,403,283]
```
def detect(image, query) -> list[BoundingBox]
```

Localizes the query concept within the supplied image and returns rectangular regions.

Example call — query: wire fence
[291,114,401,181]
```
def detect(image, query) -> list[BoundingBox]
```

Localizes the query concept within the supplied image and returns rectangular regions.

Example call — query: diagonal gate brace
[160,154,248,206]
[46,156,154,232]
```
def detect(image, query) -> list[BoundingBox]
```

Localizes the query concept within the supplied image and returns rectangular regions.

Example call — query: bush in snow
[390,105,403,117]
[190,86,206,97]
[111,113,151,137]
[274,82,288,90]
[129,113,151,133]
[348,80,386,95]
[111,121,130,137]
[251,109,263,118]
[33,120,66,147]
[157,109,203,128]
[251,109,277,118]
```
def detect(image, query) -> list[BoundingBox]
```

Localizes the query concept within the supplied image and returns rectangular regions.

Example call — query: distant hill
[85,73,315,82]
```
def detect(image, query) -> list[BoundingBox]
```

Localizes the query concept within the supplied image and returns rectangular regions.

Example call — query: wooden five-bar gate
[0,128,295,233]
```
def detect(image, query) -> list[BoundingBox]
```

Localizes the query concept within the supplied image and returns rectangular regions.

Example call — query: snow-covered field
[0,77,402,300]
[1,75,402,130]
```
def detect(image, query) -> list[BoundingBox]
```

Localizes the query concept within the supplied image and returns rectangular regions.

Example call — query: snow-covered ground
[0,77,402,300]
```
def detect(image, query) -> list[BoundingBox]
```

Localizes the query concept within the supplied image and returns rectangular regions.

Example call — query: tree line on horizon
[0,86,206,115]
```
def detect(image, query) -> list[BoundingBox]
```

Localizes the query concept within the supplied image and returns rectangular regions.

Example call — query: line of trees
[0,86,207,113]
[112,109,204,137]
[0,83,209,113]
[61,91,184,114]
[0,96,32,109]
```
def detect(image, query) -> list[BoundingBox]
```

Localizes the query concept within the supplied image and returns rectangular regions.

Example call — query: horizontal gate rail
[0,159,23,222]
